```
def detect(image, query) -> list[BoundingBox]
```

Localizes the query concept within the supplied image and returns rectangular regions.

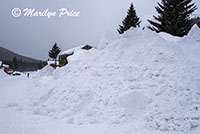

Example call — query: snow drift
[177,25,200,64]
[28,27,200,132]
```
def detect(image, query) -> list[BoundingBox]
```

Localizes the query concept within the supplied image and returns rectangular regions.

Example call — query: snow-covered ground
[0,25,200,134]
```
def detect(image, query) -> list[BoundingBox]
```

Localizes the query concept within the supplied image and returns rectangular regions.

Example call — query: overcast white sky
[0,0,199,60]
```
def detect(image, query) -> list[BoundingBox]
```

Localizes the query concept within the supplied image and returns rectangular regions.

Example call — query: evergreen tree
[12,57,17,70]
[148,0,197,37]
[48,42,61,66]
[118,3,141,34]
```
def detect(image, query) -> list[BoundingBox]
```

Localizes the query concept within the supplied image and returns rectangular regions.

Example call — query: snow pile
[29,28,200,132]
[31,65,55,78]
[182,25,200,43]
[98,30,118,49]
[159,32,182,42]
[178,25,200,63]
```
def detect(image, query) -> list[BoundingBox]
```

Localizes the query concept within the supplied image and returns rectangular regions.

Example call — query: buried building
[58,45,93,67]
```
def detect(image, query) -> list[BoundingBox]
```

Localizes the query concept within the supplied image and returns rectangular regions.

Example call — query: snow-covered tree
[48,42,61,66]
[148,0,197,37]
[118,3,141,34]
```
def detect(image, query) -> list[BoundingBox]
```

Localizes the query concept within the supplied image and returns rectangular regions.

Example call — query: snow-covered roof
[47,61,59,65]
[60,45,85,55]
[2,64,9,68]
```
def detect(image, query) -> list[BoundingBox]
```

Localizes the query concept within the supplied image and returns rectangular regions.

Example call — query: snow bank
[178,24,200,63]
[182,25,200,43]
[28,28,200,132]
[31,65,55,78]
[98,30,118,49]
[159,32,182,42]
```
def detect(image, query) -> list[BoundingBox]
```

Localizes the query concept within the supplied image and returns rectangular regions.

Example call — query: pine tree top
[118,3,141,34]
[148,0,197,37]
[48,42,61,59]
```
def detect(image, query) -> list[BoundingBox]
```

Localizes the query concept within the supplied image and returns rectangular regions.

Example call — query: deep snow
[1,26,200,134]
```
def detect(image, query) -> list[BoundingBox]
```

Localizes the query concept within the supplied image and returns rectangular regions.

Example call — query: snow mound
[98,30,118,49]
[29,28,200,132]
[159,32,182,42]
[183,24,200,43]
[178,25,200,63]
[32,65,55,78]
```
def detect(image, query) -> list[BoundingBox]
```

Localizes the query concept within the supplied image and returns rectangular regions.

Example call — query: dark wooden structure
[58,45,92,67]
[59,52,74,67]
[81,45,92,50]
